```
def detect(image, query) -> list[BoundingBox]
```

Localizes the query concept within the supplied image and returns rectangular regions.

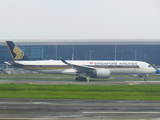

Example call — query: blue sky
[0,0,160,39]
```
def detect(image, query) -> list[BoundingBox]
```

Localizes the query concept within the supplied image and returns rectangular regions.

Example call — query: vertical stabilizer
[5,41,30,61]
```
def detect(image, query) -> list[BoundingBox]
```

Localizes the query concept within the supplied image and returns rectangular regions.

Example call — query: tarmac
[0,77,160,119]
[0,98,160,119]
[1,79,160,85]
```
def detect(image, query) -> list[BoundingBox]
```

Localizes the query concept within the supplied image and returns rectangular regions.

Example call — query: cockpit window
[148,65,151,67]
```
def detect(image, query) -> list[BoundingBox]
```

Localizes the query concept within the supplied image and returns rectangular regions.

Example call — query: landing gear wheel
[75,77,87,81]
[82,77,87,81]
[144,75,147,81]
[76,77,79,81]
[144,78,147,81]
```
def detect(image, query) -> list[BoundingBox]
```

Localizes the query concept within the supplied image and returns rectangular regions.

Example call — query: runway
[0,75,160,85]
[1,79,160,85]
[0,98,160,119]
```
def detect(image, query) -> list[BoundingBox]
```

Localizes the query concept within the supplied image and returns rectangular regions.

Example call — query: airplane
[5,41,160,81]
[0,67,5,73]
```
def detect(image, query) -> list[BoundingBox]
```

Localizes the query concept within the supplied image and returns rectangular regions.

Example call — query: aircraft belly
[136,68,154,74]
[110,68,137,74]
[36,69,77,75]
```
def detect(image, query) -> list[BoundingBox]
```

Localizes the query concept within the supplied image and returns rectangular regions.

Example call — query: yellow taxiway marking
[128,83,133,85]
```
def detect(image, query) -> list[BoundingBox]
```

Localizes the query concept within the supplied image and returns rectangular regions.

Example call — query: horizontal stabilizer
[5,62,24,67]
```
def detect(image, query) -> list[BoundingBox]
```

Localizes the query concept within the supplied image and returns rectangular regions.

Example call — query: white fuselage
[13,60,156,75]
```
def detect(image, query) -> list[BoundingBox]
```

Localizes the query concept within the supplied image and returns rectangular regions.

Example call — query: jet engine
[90,69,110,78]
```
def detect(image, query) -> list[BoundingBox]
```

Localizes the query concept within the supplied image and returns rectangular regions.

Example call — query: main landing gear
[75,76,87,81]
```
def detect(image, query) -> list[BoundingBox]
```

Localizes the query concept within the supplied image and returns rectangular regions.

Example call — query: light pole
[115,45,117,61]
[55,45,57,60]
[135,51,137,61]
[144,54,146,61]
[72,45,74,60]
[90,50,92,60]
[42,48,43,60]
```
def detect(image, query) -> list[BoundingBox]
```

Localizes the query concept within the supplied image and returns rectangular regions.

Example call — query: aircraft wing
[59,58,95,72]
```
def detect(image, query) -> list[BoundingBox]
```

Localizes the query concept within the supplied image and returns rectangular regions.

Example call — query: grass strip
[0,84,160,100]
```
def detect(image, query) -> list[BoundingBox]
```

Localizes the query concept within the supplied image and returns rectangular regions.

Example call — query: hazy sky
[0,0,160,39]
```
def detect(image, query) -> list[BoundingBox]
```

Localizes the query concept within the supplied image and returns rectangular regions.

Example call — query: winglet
[5,41,30,61]
[59,58,69,65]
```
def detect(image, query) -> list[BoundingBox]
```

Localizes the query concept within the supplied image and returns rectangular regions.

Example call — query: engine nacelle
[90,69,110,78]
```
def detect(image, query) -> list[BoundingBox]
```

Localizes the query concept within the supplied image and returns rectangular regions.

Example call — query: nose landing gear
[144,75,147,81]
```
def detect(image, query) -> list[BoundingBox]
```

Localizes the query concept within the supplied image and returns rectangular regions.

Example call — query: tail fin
[6,41,30,61]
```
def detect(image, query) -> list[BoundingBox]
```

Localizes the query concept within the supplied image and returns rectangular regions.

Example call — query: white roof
[0,39,160,45]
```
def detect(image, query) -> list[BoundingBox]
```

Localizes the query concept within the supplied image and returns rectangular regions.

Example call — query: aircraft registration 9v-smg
[5,41,160,81]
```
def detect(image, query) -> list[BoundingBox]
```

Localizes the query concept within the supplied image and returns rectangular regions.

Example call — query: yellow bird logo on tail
[13,46,24,59]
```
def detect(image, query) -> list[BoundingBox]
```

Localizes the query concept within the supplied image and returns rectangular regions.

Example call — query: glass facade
[0,45,160,66]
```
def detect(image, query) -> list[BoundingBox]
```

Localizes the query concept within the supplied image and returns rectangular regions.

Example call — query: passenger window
[148,65,151,67]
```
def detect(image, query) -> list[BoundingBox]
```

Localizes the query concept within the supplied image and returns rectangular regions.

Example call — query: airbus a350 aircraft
[5,41,160,81]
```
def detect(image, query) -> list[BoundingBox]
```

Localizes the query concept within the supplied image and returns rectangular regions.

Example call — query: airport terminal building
[0,39,160,67]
